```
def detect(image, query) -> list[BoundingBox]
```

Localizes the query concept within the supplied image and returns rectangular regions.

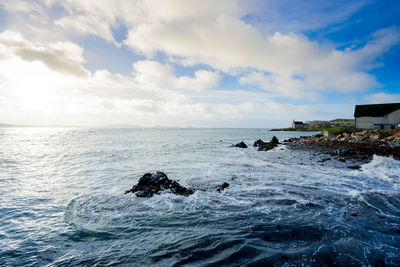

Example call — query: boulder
[124,171,194,197]
[258,142,277,151]
[257,136,280,151]
[271,136,280,144]
[253,139,265,147]
[234,141,248,148]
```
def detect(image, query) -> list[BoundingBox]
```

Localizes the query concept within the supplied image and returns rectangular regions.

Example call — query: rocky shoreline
[286,130,400,160]
[125,131,399,198]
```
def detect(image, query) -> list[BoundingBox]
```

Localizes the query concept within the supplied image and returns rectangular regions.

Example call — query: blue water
[0,128,399,266]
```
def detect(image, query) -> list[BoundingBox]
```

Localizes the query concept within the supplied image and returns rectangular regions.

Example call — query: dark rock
[258,142,278,151]
[234,141,248,148]
[337,148,356,157]
[283,138,297,143]
[217,182,229,192]
[124,171,194,197]
[253,139,265,147]
[271,136,280,144]
[348,165,361,170]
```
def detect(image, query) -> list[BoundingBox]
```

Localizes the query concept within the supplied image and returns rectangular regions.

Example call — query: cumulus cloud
[4,0,399,100]
[125,19,398,98]
[0,29,335,127]
[52,0,245,44]
[0,30,89,77]
[132,60,220,91]
[175,70,220,91]
[46,0,400,98]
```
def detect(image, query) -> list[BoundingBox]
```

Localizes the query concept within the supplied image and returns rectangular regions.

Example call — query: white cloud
[52,0,245,45]
[0,0,45,18]
[0,29,339,127]
[125,18,398,98]
[174,70,220,91]
[3,0,399,100]
[363,93,400,104]
[132,60,220,91]
[132,60,174,87]
[0,30,89,77]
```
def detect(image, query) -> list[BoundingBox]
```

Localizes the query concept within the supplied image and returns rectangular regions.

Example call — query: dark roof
[354,103,400,117]
[293,121,303,124]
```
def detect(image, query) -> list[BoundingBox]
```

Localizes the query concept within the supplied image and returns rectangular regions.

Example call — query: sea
[0,128,399,266]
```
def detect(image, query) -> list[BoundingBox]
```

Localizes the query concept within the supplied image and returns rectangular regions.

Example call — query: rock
[337,148,356,157]
[258,142,277,151]
[253,139,265,147]
[234,141,248,148]
[348,165,361,170]
[217,182,229,192]
[370,134,382,140]
[124,171,194,197]
[271,136,280,144]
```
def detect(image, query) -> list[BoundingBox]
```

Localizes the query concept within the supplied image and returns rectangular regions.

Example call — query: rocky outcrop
[289,130,400,160]
[254,139,264,147]
[234,141,248,148]
[124,171,194,197]
[271,136,280,144]
[257,136,280,151]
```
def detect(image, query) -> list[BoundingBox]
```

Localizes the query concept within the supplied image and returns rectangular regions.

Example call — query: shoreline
[284,130,400,161]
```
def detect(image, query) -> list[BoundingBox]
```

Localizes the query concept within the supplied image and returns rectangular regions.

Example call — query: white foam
[360,155,400,183]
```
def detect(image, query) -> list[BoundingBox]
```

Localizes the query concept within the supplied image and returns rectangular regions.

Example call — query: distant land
[271,118,354,131]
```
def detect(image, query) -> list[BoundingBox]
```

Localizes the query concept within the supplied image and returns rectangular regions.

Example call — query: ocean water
[0,128,399,266]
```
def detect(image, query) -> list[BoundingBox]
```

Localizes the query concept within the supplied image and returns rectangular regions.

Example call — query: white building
[354,103,400,129]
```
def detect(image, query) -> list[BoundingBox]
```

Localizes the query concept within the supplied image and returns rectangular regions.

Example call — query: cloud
[0,0,45,19]
[132,60,220,91]
[125,17,398,98]
[3,0,399,100]
[363,93,400,104]
[0,29,337,127]
[174,70,220,91]
[0,30,89,77]
[52,0,245,44]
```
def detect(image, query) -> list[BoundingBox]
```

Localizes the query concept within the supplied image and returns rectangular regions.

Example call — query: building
[354,103,400,129]
[292,120,306,129]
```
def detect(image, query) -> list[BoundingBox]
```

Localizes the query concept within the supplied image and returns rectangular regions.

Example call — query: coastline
[284,129,400,161]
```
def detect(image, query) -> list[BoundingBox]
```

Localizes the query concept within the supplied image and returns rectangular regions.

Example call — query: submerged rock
[124,171,194,197]
[234,141,248,148]
[217,182,229,192]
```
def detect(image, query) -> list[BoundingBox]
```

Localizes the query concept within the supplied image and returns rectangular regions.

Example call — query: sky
[0,0,399,127]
